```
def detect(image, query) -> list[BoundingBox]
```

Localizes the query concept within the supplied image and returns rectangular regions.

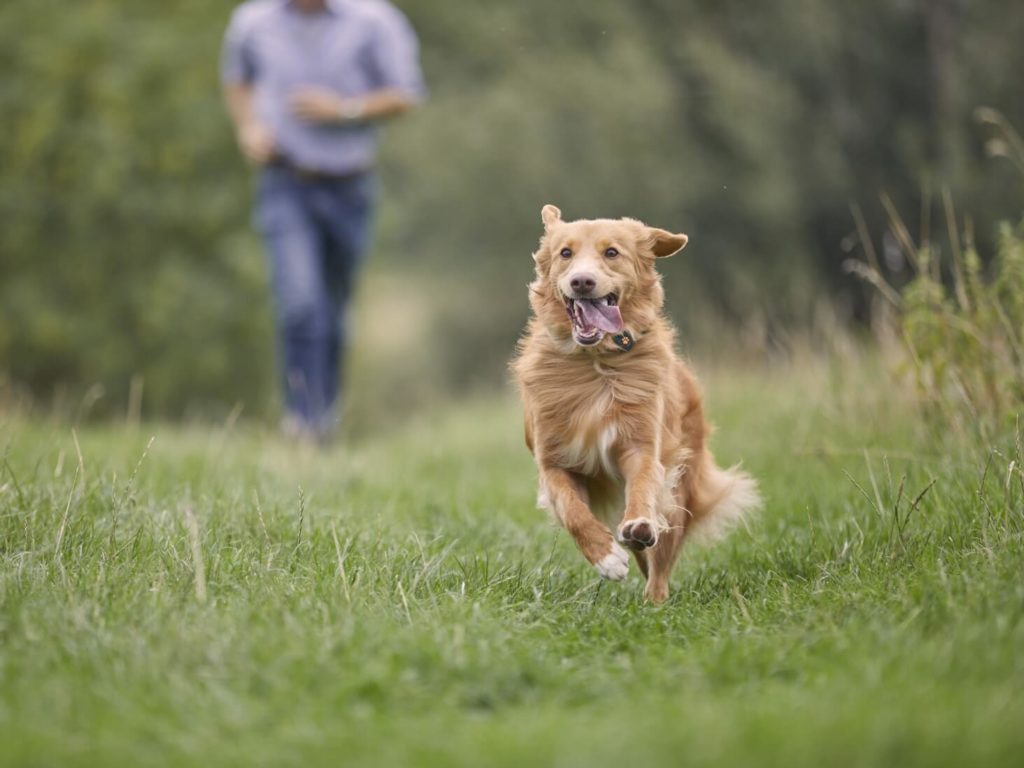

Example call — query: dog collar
[611,330,636,351]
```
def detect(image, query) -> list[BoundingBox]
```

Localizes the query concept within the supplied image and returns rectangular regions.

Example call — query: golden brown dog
[511,205,760,603]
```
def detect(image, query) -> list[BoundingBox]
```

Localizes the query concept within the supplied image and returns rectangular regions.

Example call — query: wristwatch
[340,98,365,122]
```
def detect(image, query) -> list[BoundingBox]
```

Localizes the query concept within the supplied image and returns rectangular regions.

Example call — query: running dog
[511,205,760,603]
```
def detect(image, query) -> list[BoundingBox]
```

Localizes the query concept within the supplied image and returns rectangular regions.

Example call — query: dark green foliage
[2,0,1023,419]
[904,216,1024,432]
[848,116,1024,435]
[0,0,269,418]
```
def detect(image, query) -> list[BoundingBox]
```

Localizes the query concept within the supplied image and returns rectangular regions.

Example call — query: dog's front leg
[615,446,666,550]
[540,464,629,581]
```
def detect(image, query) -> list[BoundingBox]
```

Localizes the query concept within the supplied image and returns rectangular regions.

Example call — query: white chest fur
[554,390,621,478]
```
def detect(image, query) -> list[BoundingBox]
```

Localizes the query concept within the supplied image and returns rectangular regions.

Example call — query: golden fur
[511,205,761,603]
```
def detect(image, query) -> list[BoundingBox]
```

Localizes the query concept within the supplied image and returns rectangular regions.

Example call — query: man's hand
[289,86,358,124]
[237,121,277,165]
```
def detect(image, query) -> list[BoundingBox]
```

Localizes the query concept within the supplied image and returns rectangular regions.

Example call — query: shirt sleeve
[220,6,258,85]
[366,6,427,101]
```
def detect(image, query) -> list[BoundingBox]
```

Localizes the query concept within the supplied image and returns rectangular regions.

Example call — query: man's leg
[256,169,334,433]
[312,173,376,430]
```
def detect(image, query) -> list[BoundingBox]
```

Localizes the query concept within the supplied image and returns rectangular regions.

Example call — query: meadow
[1,357,1022,767]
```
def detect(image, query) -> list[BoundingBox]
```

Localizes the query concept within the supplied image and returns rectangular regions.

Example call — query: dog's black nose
[570,273,597,294]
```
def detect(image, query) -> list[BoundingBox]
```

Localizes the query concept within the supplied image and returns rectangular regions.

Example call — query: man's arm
[288,86,415,125]
[289,4,425,126]
[220,8,276,166]
[223,82,277,165]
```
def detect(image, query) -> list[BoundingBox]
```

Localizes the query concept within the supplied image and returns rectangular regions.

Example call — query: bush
[847,111,1024,436]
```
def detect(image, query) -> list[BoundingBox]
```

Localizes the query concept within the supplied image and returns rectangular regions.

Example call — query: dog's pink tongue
[578,300,623,333]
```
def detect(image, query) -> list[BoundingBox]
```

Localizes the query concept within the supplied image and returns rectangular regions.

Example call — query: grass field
[2,358,1023,767]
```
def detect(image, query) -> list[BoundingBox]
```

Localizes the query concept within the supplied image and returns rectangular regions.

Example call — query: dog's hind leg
[642,511,687,603]
[631,549,649,580]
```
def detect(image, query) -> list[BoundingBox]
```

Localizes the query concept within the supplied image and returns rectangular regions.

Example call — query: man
[221,0,424,441]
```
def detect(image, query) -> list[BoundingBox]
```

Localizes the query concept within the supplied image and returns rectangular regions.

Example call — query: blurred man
[221,0,424,442]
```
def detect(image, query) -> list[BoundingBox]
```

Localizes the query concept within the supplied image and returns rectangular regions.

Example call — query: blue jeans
[256,166,375,433]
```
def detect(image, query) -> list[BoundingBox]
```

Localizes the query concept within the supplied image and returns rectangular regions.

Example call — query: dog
[511,205,761,603]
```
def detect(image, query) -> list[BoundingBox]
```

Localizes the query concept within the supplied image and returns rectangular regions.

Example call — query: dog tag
[612,331,635,351]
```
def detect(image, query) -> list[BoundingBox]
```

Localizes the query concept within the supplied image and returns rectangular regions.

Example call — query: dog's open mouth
[564,294,623,346]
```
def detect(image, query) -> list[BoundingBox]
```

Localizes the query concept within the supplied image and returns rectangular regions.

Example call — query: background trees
[3,0,1022,422]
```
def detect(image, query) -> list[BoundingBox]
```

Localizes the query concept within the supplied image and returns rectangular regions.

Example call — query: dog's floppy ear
[541,204,562,229]
[647,227,689,258]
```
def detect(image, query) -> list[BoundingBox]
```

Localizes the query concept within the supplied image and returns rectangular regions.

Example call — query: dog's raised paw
[618,518,658,550]
[594,541,630,581]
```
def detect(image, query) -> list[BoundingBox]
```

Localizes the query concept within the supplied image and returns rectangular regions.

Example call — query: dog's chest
[548,380,623,477]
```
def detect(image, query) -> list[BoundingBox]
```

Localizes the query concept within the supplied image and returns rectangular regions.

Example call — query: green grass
[2,359,1023,767]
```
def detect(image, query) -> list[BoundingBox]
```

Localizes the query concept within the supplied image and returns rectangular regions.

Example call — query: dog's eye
[559,248,572,259]
[604,247,619,258]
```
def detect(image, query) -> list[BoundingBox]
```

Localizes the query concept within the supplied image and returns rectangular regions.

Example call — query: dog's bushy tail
[687,460,762,544]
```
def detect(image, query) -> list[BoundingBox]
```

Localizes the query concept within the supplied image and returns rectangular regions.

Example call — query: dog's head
[528,204,688,348]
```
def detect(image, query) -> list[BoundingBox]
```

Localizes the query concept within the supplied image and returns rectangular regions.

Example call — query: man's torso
[227,0,414,173]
